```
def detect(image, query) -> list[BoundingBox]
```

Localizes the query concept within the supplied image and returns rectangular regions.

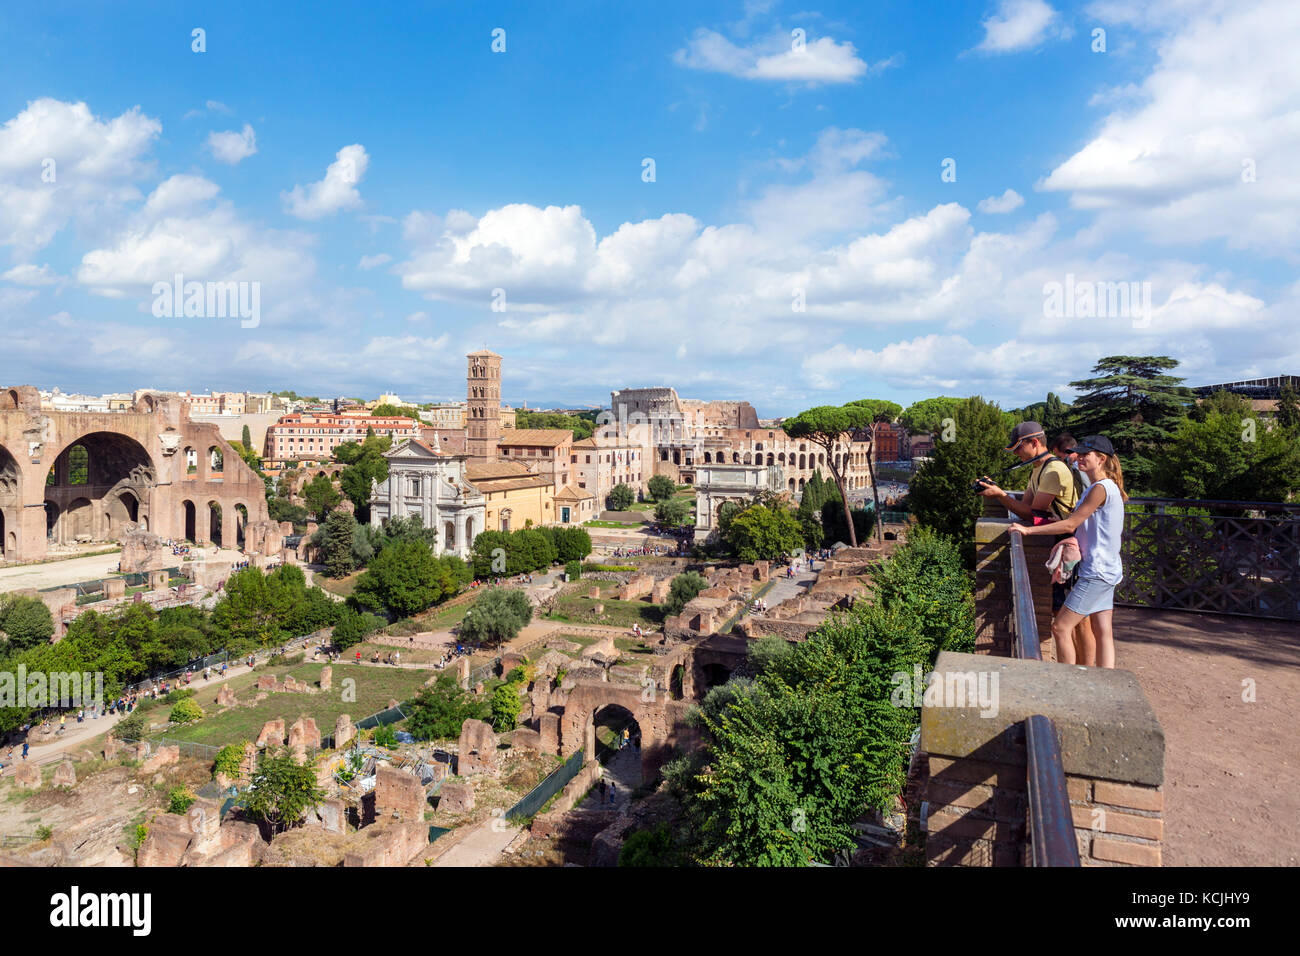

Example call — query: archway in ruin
[183,500,197,542]
[208,501,223,546]
[234,503,249,548]
[43,432,155,546]
[591,703,645,796]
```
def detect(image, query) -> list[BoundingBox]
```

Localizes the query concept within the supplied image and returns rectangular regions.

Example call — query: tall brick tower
[466,349,502,464]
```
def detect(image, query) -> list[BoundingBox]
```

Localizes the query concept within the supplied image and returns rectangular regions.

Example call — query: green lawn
[159,661,430,748]
[318,571,360,599]
[385,598,471,636]
[545,595,663,630]
[583,519,648,529]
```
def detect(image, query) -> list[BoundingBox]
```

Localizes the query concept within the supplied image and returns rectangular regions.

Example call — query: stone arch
[233,502,249,548]
[778,452,786,465]
[465,515,475,547]
[43,432,155,546]
[1,389,20,411]
[798,477,805,492]
[742,453,752,465]
[703,451,712,464]
[766,453,774,466]
[788,477,796,492]
[208,446,224,475]
[183,446,198,476]
[182,500,197,542]
[444,520,456,552]
[798,453,806,470]
[208,500,223,546]
[732,452,740,464]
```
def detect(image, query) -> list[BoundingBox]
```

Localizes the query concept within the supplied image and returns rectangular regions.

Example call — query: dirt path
[1116,606,1300,866]
[428,817,521,866]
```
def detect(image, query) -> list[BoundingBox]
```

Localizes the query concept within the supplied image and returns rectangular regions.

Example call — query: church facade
[368,437,485,559]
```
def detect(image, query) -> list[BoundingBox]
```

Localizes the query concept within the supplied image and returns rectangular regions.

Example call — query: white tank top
[1074,478,1124,585]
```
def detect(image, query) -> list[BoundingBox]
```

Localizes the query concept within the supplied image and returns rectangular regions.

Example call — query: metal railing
[1007,532,1080,867]
[1024,715,1080,867]
[1008,533,1041,661]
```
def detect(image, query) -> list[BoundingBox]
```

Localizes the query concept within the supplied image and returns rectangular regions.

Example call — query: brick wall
[921,652,1165,867]
[974,518,1056,661]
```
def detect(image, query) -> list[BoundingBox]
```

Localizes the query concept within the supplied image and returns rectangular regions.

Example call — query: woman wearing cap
[1008,436,1128,668]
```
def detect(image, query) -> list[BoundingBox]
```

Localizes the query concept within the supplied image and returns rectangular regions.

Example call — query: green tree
[302,473,341,521]
[906,396,1010,565]
[647,474,676,502]
[1067,356,1193,492]
[725,501,804,562]
[514,410,593,440]
[404,673,490,740]
[169,698,203,724]
[783,405,873,546]
[491,679,524,731]
[662,571,708,616]
[1152,404,1300,504]
[458,588,533,647]
[338,434,392,522]
[0,595,55,650]
[608,483,635,511]
[353,537,453,617]
[243,749,327,834]
[654,496,692,528]
[898,397,964,436]
[370,403,419,420]
[321,509,358,578]
[1275,382,1300,432]
[241,424,252,449]
[847,399,902,422]
[331,606,385,649]
[213,567,292,646]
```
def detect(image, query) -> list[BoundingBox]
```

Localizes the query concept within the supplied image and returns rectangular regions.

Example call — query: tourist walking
[1009,435,1127,668]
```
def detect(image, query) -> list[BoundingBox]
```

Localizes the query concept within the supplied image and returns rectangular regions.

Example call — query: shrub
[167,786,196,815]
[163,688,195,704]
[115,711,147,741]
[372,723,399,748]
[607,483,634,511]
[169,698,204,724]
[565,560,582,581]
[332,606,385,650]
[646,474,676,502]
[404,673,490,741]
[213,742,246,779]
[662,571,708,616]
[490,681,523,732]
[35,825,53,841]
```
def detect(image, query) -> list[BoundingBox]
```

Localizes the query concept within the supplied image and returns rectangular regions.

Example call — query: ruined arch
[208,500,223,546]
[234,502,249,548]
[43,432,155,546]
[182,500,197,542]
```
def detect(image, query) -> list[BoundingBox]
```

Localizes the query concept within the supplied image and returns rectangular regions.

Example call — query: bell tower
[466,350,502,464]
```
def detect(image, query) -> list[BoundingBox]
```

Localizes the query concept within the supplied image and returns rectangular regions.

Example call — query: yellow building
[466,461,557,532]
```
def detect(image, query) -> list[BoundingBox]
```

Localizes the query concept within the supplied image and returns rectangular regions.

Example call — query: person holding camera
[976,422,1086,654]
[1008,436,1128,667]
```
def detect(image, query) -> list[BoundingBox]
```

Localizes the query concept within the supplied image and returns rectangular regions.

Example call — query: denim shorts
[1062,575,1116,615]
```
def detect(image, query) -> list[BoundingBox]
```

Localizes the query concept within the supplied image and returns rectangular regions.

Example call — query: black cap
[1075,435,1116,457]
[1005,421,1045,451]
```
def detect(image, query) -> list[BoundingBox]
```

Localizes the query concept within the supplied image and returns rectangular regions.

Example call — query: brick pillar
[921,651,1165,867]
[975,519,1056,662]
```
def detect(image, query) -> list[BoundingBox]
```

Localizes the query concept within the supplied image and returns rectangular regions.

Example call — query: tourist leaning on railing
[1008,435,1129,668]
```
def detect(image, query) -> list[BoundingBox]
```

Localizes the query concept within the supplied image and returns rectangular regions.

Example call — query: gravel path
[1116,606,1300,866]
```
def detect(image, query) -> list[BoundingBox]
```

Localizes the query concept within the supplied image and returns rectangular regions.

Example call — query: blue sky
[1,0,1296,416]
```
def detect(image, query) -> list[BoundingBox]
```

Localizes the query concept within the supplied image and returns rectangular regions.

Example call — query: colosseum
[0,385,276,563]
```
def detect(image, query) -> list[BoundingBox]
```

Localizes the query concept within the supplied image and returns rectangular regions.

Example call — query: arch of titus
[0,385,276,563]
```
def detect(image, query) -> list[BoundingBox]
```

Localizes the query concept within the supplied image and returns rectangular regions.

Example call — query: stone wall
[921,651,1165,867]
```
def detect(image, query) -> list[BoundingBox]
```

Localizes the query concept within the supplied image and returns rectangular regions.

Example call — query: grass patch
[546,595,663,629]
[350,642,449,665]
[583,519,646,529]
[385,599,470,636]
[318,571,361,599]
[156,662,429,748]
[613,638,656,655]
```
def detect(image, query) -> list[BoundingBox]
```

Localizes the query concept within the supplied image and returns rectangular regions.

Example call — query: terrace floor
[1115,606,1300,866]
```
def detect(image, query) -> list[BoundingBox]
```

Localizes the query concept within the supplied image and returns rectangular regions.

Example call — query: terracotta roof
[476,476,551,493]
[495,428,572,447]
[555,484,596,501]
[467,460,532,480]
[571,437,597,448]
[467,349,501,357]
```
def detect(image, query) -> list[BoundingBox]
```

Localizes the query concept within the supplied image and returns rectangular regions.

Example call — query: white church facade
[369,437,485,559]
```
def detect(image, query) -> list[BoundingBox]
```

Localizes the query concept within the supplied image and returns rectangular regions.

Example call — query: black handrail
[1008,533,1041,661]
[1025,714,1081,867]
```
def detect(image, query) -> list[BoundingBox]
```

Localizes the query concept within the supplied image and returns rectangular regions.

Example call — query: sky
[0,0,1297,417]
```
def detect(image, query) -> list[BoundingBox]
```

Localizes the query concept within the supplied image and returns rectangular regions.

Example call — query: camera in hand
[971,476,993,493]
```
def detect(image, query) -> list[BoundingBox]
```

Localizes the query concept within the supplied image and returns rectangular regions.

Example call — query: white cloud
[358,253,391,270]
[975,0,1069,54]
[674,28,896,85]
[206,123,257,164]
[1038,0,1300,257]
[143,174,220,218]
[282,144,368,220]
[977,188,1025,213]
[2,263,62,285]
[0,98,160,253]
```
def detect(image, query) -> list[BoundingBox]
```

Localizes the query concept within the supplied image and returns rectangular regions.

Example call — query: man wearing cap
[977,421,1078,524]
[978,422,1083,643]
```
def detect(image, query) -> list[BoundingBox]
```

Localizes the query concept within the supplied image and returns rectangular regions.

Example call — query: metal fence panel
[505,749,585,821]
